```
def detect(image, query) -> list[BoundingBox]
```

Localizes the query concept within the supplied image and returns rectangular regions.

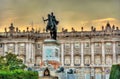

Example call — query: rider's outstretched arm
[44,19,48,21]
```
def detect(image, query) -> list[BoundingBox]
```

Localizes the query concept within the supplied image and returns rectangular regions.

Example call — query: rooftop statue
[43,12,59,40]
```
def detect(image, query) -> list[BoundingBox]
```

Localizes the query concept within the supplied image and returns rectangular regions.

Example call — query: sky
[0,0,120,32]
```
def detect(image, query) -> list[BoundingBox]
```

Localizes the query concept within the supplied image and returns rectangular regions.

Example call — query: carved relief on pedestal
[44,68,50,76]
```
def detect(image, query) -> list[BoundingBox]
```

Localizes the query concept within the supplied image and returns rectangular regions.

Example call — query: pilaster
[91,42,94,65]
[71,43,74,66]
[113,41,116,64]
[102,41,105,65]
[81,42,84,66]
[61,43,64,66]
[4,43,7,55]
[15,42,18,55]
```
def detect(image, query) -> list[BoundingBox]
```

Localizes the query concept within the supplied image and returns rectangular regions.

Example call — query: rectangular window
[74,43,80,48]
[8,44,14,53]
[74,56,80,65]
[105,42,112,46]
[85,42,90,48]
[20,43,25,47]
[37,44,41,48]
[64,56,70,65]
[0,44,2,48]
[65,43,70,48]
[9,44,13,46]
[95,43,101,47]
[118,42,120,46]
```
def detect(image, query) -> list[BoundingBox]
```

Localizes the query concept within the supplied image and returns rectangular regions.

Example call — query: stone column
[15,42,18,55]
[91,42,94,65]
[81,42,84,66]
[29,43,32,62]
[61,43,64,66]
[71,43,74,66]
[102,41,105,79]
[26,42,29,63]
[113,42,116,64]
[42,44,44,61]
[32,43,35,63]
[27,42,33,66]
[102,41,105,65]
[31,43,33,63]
[4,43,7,55]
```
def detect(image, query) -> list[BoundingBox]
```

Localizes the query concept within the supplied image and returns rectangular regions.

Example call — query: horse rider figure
[43,12,59,40]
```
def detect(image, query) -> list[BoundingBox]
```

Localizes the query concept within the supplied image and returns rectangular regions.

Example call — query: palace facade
[0,22,120,78]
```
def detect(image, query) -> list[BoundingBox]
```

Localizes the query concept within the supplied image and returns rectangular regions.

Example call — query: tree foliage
[110,64,120,79]
[0,69,38,79]
[0,52,27,70]
[0,52,38,79]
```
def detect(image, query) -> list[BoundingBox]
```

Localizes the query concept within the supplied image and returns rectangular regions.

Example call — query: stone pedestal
[43,39,60,62]
[39,76,58,79]
[39,39,60,77]
[42,39,60,70]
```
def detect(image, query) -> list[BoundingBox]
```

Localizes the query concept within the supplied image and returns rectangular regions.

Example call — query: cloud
[89,18,120,30]
[92,18,117,22]
[0,0,120,32]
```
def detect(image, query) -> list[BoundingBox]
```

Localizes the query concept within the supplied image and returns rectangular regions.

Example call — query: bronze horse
[43,12,59,40]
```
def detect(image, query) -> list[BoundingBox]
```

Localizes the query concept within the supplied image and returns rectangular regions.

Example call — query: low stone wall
[39,76,58,79]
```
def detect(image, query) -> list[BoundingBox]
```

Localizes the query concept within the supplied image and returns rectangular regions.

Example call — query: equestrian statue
[43,12,59,40]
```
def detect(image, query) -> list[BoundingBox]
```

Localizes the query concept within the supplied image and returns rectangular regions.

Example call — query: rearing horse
[43,13,59,40]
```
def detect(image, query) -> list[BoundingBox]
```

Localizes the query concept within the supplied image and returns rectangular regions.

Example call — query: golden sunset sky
[0,0,120,32]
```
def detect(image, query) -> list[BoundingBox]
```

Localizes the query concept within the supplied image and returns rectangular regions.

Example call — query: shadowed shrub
[0,70,38,79]
[109,64,120,79]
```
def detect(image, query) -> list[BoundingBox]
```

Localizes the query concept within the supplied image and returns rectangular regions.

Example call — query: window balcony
[74,64,80,66]
[19,53,26,57]
[84,64,90,66]
[64,64,70,66]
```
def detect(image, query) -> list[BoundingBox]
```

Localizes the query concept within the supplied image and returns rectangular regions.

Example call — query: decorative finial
[4,27,7,32]
[102,26,104,31]
[81,27,83,31]
[91,26,94,31]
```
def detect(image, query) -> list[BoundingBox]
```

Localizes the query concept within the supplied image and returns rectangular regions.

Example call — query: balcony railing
[74,64,80,66]
[64,64,71,66]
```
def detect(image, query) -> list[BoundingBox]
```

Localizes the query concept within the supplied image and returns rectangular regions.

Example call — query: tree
[0,52,27,71]
[0,56,7,70]
[110,64,120,79]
